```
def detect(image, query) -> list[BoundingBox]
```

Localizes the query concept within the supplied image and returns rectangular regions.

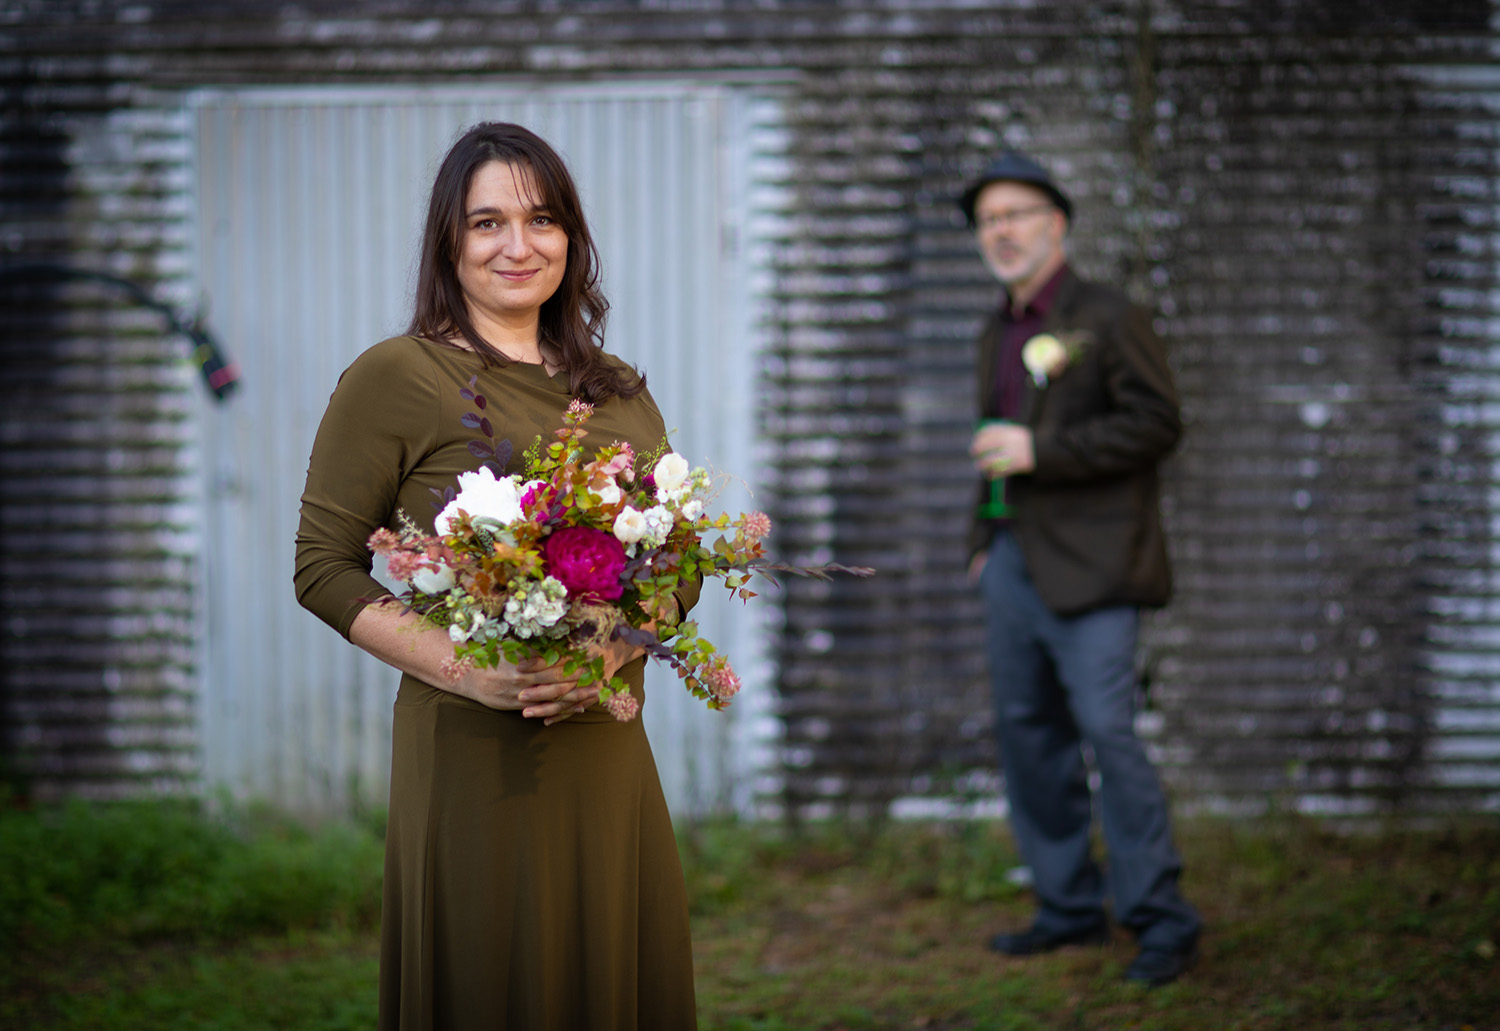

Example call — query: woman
[294,122,700,1030]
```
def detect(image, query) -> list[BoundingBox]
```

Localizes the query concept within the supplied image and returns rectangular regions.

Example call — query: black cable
[0,263,239,402]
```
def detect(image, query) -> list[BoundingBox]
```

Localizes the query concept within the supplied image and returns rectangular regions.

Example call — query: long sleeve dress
[294,335,700,1031]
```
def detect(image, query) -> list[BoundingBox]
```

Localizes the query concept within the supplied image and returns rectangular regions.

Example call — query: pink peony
[540,525,627,600]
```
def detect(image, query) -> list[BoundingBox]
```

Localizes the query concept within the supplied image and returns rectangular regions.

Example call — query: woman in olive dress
[294,122,699,1031]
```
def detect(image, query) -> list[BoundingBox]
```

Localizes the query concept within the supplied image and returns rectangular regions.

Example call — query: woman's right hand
[349,599,599,725]
[447,653,600,725]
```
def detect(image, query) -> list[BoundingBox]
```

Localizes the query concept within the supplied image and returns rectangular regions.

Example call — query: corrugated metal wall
[4,0,1498,820]
[190,84,782,817]
[0,98,202,801]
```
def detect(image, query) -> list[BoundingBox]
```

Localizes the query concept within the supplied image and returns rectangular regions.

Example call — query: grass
[683,817,1500,1030]
[1,794,1496,1030]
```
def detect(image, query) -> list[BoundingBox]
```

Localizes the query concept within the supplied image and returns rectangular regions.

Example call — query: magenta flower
[522,480,558,519]
[541,525,627,601]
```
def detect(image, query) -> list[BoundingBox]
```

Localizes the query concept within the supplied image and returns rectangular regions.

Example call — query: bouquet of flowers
[368,383,866,722]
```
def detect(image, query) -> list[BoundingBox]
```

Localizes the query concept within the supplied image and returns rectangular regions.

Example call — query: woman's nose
[500,224,533,258]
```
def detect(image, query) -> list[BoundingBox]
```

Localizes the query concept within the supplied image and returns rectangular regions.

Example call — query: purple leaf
[474,395,487,410]
[468,441,494,459]
[461,413,483,429]
[479,417,493,438]
[495,440,513,467]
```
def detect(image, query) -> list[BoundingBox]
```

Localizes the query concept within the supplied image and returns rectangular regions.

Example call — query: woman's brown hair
[407,122,645,403]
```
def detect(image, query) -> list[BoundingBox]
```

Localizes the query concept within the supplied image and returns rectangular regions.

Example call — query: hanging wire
[0,263,239,401]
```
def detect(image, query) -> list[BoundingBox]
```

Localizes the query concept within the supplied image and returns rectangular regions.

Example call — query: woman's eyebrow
[465,202,553,219]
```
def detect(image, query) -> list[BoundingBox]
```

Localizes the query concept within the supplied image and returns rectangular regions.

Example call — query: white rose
[435,467,525,534]
[1021,333,1069,385]
[653,453,690,496]
[613,506,648,544]
[410,560,456,595]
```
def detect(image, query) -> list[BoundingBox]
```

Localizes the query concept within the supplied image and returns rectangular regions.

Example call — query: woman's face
[455,160,569,332]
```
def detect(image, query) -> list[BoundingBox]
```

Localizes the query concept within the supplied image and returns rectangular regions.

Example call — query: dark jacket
[968,270,1182,615]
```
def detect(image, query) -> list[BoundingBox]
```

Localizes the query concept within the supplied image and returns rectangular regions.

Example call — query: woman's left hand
[532,633,647,726]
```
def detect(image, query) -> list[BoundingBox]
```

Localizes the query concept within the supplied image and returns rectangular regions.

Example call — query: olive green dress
[294,336,700,1031]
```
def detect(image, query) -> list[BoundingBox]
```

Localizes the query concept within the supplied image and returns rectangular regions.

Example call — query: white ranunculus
[594,480,622,506]
[613,506,648,544]
[410,560,457,595]
[435,467,526,535]
[653,453,690,495]
[681,499,705,521]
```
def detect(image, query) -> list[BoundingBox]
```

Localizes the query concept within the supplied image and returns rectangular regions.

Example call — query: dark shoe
[1123,942,1199,987]
[987,921,1109,956]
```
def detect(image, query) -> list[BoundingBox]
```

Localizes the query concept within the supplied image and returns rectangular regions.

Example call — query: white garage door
[190,82,783,818]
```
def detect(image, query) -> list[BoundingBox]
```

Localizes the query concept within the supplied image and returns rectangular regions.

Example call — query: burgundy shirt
[992,264,1070,420]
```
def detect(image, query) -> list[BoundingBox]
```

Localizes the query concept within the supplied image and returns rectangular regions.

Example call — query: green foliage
[0,794,383,966]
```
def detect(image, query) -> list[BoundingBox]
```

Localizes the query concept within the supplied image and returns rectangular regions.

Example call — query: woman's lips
[498,269,538,281]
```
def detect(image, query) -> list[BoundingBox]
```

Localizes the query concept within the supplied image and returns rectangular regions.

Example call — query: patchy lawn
[3,801,1496,1030]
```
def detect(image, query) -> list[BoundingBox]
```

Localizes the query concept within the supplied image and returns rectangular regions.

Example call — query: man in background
[961,151,1202,987]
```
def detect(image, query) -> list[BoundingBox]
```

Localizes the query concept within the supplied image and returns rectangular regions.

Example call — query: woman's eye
[473,218,498,231]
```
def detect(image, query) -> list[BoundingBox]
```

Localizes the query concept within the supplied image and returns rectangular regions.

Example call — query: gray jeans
[979,529,1200,950]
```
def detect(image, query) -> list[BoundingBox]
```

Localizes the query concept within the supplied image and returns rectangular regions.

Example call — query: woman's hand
[351,599,652,726]
[350,600,598,724]
[447,653,599,725]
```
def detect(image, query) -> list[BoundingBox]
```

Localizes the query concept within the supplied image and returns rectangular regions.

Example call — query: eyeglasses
[975,204,1056,231]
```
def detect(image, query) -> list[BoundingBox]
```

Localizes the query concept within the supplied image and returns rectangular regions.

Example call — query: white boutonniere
[1021,331,1092,388]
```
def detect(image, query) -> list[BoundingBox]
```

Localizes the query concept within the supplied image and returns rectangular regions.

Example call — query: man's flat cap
[959,150,1073,226]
